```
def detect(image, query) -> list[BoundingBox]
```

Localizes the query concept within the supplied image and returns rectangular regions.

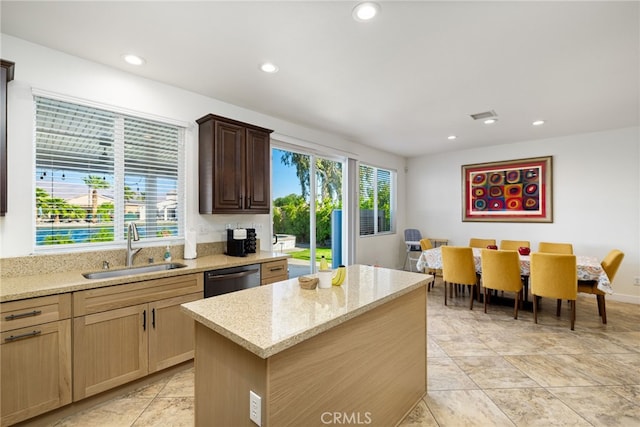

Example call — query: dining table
[416,247,613,296]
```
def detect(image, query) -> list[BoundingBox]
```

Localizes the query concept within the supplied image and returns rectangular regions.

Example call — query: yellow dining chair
[481,249,523,319]
[469,238,496,248]
[530,253,577,330]
[538,242,573,254]
[441,246,479,309]
[419,238,438,290]
[578,249,624,324]
[500,240,530,251]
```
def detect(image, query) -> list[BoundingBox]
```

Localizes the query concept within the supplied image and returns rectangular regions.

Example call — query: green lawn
[290,247,332,263]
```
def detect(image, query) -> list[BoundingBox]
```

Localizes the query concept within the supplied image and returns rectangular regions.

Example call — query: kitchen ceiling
[1,1,638,157]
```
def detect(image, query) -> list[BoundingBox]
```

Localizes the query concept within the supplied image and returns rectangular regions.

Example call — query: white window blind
[35,96,184,248]
[359,163,395,236]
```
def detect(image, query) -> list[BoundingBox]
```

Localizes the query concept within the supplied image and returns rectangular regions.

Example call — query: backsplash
[0,241,246,278]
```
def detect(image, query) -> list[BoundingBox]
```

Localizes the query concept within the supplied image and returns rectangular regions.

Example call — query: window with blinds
[358,164,395,236]
[34,96,184,248]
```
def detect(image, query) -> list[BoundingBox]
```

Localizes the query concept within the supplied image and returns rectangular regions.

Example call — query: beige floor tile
[610,385,640,405]
[397,398,439,427]
[430,334,497,357]
[51,397,152,427]
[548,386,640,426]
[485,388,592,426]
[427,337,448,358]
[504,354,602,387]
[453,356,540,389]
[425,389,515,426]
[157,367,195,398]
[131,397,194,427]
[427,357,478,391]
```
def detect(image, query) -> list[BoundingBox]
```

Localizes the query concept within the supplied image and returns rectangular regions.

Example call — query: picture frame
[462,156,552,223]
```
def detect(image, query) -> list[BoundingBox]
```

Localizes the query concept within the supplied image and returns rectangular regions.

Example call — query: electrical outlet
[634,277,640,286]
[249,390,261,426]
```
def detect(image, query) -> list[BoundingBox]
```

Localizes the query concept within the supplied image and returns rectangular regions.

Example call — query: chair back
[404,229,422,251]
[530,253,577,300]
[481,249,522,292]
[500,240,530,251]
[419,238,433,251]
[601,249,624,282]
[538,242,573,254]
[469,238,496,248]
[442,246,477,285]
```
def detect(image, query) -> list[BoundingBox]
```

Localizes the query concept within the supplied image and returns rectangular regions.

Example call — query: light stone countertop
[181,264,431,359]
[0,252,288,302]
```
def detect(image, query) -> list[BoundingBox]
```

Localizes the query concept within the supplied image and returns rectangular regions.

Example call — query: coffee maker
[226,228,247,257]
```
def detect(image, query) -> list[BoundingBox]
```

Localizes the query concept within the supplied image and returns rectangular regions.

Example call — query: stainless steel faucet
[126,222,141,267]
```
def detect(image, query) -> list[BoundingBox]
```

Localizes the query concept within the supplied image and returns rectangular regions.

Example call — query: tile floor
[50,277,640,426]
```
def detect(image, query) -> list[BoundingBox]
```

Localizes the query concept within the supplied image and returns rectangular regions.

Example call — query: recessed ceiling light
[352,2,380,22]
[447,135,457,140]
[532,120,545,126]
[260,62,279,73]
[123,54,145,66]
[484,118,498,125]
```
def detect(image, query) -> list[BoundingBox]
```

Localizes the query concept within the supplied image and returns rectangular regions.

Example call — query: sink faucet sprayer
[126,222,141,267]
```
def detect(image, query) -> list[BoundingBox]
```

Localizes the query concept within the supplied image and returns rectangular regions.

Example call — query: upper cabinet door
[212,120,245,211]
[197,114,272,214]
[245,127,271,213]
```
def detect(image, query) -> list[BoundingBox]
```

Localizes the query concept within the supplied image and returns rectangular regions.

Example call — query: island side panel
[268,285,427,426]
[194,323,267,427]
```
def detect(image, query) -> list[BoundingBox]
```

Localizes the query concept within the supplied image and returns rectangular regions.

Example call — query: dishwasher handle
[207,268,259,281]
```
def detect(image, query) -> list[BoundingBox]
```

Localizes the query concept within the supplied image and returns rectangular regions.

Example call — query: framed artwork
[462,156,552,222]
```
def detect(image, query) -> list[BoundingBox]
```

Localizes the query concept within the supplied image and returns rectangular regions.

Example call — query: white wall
[406,127,640,303]
[0,34,407,268]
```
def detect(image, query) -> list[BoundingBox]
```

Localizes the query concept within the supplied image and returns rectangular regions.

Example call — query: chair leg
[556,299,562,317]
[444,281,448,306]
[533,294,538,324]
[483,287,488,313]
[469,285,474,310]
[599,295,607,324]
[570,300,576,330]
[513,290,520,320]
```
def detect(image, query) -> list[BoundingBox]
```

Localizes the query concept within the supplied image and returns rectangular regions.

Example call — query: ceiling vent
[470,110,498,120]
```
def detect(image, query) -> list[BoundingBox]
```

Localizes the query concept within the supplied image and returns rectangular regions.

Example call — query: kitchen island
[181,264,430,427]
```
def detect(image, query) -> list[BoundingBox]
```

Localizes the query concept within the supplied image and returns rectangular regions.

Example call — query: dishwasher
[204,263,261,298]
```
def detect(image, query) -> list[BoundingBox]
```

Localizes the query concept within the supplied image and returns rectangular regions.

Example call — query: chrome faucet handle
[103,261,110,270]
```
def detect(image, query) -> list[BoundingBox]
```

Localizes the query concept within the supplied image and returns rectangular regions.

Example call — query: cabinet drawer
[261,259,288,284]
[1,294,71,332]
[73,273,204,316]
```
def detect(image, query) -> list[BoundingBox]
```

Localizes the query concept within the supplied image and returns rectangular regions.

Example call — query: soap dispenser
[164,246,172,262]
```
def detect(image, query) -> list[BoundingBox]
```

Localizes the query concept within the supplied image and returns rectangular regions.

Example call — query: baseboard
[607,292,640,305]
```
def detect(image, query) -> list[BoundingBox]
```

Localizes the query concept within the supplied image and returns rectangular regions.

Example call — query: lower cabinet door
[73,304,148,401]
[1,320,72,426]
[148,292,201,373]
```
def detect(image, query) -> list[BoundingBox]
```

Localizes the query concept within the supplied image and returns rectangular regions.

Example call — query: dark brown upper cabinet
[1,59,15,217]
[197,114,273,214]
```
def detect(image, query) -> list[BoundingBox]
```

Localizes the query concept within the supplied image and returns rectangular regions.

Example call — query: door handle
[5,330,41,342]
[143,310,147,331]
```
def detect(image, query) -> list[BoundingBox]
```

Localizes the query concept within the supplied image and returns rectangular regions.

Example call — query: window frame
[358,162,396,237]
[32,92,186,253]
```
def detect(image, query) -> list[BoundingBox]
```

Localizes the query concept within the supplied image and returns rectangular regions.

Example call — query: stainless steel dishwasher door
[204,264,261,298]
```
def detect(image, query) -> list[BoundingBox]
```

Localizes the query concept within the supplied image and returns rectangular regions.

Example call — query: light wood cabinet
[260,259,288,285]
[1,294,72,426]
[197,114,272,214]
[73,274,203,400]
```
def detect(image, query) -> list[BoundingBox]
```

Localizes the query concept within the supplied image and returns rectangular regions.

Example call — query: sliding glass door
[272,147,344,278]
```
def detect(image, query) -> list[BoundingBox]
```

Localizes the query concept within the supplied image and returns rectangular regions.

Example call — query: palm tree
[280,153,342,202]
[83,175,110,223]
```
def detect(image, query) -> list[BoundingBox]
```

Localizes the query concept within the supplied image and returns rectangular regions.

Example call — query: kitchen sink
[82,263,188,279]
